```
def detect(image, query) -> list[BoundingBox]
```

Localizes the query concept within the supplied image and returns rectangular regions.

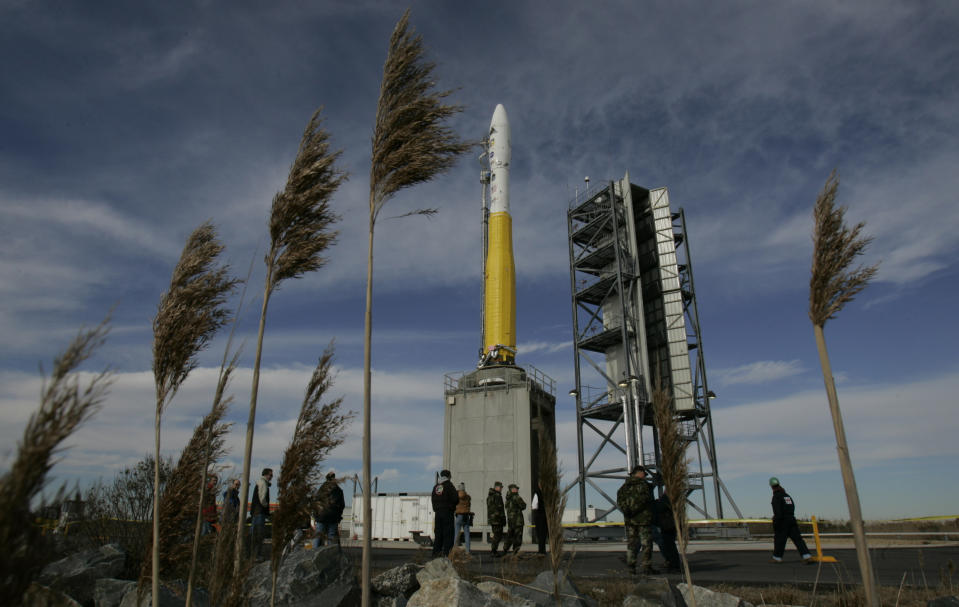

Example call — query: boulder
[373,563,421,597]
[676,584,753,607]
[511,570,595,607]
[246,545,358,606]
[475,581,535,607]
[414,557,459,586]
[374,596,409,607]
[928,597,959,607]
[94,579,135,607]
[38,544,126,606]
[623,579,686,607]
[23,583,82,606]
[117,585,185,607]
[408,577,509,607]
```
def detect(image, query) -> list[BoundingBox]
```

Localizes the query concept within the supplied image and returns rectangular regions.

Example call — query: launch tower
[567,174,739,522]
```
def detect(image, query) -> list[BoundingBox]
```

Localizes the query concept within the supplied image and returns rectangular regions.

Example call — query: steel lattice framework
[565,175,741,522]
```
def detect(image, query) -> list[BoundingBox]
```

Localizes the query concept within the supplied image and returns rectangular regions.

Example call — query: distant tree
[361,11,471,604]
[809,169,880,607]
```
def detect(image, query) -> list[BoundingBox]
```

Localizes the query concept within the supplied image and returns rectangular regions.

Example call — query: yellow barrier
[807,515,837,563]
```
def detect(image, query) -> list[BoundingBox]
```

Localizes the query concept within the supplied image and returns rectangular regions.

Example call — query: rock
[23,583,82,606]
[624,579,686,607]
[476,581,535,607]
[117,584,184,607]
[246,545,358,606]
[511,570,595,607]
[414,557,459,585]
[676,584,753,607]
[408,577,509,607]
[94,579,135,607]
[375,596,408,607]
[38,544,126,606]
[928,597,959,607]
[373,563,421,597]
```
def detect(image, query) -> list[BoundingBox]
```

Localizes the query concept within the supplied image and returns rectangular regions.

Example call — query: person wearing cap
[503,483,527,554]
[769,477,812,563]
[487,481,506,557]
[617,465,656,574]
[454,482,473,553]
[312,470,345,548]
[431,469,459,557]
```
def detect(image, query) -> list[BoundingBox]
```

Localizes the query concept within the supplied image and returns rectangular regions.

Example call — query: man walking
[250,467,273,560]
[313,470,345,547]
[503,483,526,555]
[531,481,548,555]
[431,469,459,557]
[617,465,656,575]
[487,481,506,557]
[769,477,812,563]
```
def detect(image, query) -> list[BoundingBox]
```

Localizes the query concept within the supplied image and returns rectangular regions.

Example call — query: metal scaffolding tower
[566,175,740,522]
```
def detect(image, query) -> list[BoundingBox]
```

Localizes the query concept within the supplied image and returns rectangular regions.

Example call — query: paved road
[344,543,959,588]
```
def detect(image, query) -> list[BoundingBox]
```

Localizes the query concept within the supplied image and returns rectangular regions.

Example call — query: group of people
[430,470,550,559]
[434,465,813,576]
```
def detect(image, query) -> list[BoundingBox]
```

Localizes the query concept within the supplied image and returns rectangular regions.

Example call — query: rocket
[482,104,516,365]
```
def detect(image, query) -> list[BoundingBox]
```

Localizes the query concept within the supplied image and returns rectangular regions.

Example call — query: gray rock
[408,577,509,607]
[511,570,595,607]
[94,579,135,607]
[375,596,408,607]
[414,557,459,586]
[246,545,358,606]
[624,579,687,607]
[928,597,959,607]
[38,544,126,605]
[23,583,82,607]
[676,584,753,607]
[118,584,184,607]
[373,563,421,597]
[475,581,535,607]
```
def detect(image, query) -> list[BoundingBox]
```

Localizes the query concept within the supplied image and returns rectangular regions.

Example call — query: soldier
[487,481,506,557]
[617,465,656,574]
[431,469,459,557]
[769,477,812,563]
[503,483,526,554]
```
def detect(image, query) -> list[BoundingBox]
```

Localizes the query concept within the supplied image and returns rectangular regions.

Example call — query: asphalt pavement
[343,542,959,588]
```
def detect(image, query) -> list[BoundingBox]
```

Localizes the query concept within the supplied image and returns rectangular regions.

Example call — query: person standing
[652,492,681,571]
[222,478,240,526]
[431,469,459,557]
[454,482,472,553]
[201,473,219,535]
[769,477,812,563]
[487,481,506,557]
[503,483,526,554]
[249,467,273,560]
[617,465,656,574]
[313,470,345,548]
[531,482,548,555]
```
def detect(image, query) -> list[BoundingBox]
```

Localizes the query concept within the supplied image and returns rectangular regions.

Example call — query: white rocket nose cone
[489,104,510,166]
[491,104,508,131]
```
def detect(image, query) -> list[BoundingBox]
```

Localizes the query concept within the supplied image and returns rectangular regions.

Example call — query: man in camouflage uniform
[617,465,657,574]
[487,481,506,557]
[503,483,526,554]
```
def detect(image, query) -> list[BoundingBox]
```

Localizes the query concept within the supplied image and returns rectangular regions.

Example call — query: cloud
[713,360,805,386]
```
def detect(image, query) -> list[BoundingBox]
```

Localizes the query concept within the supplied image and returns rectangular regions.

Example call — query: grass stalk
[362,11,470,604]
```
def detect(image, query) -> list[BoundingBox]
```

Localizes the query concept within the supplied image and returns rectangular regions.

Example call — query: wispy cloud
[713,360,805,386]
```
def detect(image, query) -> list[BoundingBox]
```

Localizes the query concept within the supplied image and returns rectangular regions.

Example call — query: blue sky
[2,1,957,520]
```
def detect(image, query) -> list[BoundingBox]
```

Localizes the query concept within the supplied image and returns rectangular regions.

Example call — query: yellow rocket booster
[483,104,516,365]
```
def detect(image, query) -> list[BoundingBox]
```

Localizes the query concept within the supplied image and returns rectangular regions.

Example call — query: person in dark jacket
[487,481,506,557]
[313,470,345,547]
[503,484,526,554]
[652,492,681,571]
[531,482,548,555]
[250,468,273,560]
[222,478,240,526]
[769,477,812,563]
[431,469,459,557]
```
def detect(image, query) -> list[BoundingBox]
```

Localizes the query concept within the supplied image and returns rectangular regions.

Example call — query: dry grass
[270,343,351,605]
[0,319,112,605]
[537,431,568,600]
[236,108,345,572]
[809,169,879,327]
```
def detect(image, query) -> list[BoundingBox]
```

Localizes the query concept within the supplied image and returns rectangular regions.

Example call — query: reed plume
[0,319,112,605]
[270,343,351,606]
[151,221,238,603]
[537,431,568,602]
[362,11,471,603]
[809,169,880,606]
[651,370,696,605]
[236,109,345,572]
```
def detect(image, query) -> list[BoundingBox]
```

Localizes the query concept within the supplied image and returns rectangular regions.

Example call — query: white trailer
[350,493,435,542]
